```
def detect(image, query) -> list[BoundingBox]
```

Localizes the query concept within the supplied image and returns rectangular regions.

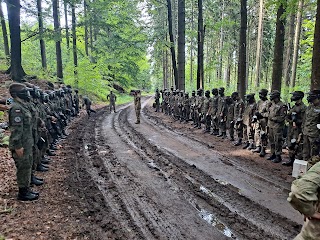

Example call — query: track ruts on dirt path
[72,97,302,240]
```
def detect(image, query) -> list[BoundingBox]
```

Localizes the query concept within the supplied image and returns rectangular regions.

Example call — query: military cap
[259,89,268,95]
[74,89,79,93]
[205,90,210,95]
[219,87,225,91]
[269,90,281,96]
[9,83,26,97]
[192,90,195,93]
[245,93,255,99]
[231,92,239,97]
[307,90,320,96]
[291,91,304,98]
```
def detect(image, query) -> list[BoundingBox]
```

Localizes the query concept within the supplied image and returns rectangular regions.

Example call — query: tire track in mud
[116,104,300,240]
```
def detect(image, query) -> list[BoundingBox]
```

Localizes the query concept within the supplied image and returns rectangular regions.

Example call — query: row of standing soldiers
[155,87,320,166]
[7,82,83,201]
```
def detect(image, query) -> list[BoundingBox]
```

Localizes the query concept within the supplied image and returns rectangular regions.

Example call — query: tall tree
[254,0,264,87]
[177,0,185,90]
[83,0,89,56]
[283,11,295,87]
[6,0,26,81]
[71,2,78,79]
[311,0,320,89]
[63,0,70,48]
[166,0,178,88]
[197,0,204,89]
[290,0,304,89]
[271,2,286,92]
[237,0,247,98]
[53,0,63,81]
[0,0,9,59]
[37,0,47,69]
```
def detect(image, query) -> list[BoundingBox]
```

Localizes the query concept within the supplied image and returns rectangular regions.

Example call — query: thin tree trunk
[37,0,47,69]
[237,0,247,99]
[283,11,295,87]
[218,0,224,81]
[53,0,63,81]
[271,2,286,92]
[311,0,320,89]
[197,0,204,89]
[190,0,194,86]
[0,0,9,59]
[63,0,69,48]
[6,0,26,81]
[84,0,89,56]
[166,0,178,89]
[177,0,185,90]
[226,53,231,87]
[71,3,78,79]
[291,0,304,89]
[255,0,264,87]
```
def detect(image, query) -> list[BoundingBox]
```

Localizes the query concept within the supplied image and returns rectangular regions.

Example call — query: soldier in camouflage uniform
[226,96,235,141]
[210,88,219,135]
[134,90,141,124]
[190,90,196,124]
[217,88,227,138]
[242,94,257,150]
[252,89,269,157]
[182,92,190,123]
[288,160,320,240]
[203,90,211,133]
[73,89,80,115]
[232,92,245,146]
[82,96,96,117]
[267,90,287,163]
[282,91,307,166]
[8,83,39,201]
[107,91,117,113]
[302,90,320,162]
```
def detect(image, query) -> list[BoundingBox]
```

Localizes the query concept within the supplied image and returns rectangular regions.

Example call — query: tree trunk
[283,11,295,87]
[217,0,224,81]
[63,0,69,49]
[0,0,9,59]
[254,0,264,87]
[177,0,185,91]
[6,0,26,81]
[225,53,231,87]
[84,0,89,56]
[37,0,47,70]
[271,2,286,92]
[53,0,63,81]
[237,0,247,99]
[190,0,194,86]
[311,0,320,89]
[197,0,204,89]
[166,0,178,89]
[291,0,304,89]
[71,3,78,79]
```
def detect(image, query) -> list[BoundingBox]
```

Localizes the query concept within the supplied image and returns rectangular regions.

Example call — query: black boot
[41,158,51,164]
[50,144,58,150]
[267,154,276,161]
[259,147,266,157]
[47,150,56,156]
[31,175,44,186]
[242,142,250,149]
[230,136,235,141]
[18,187,39,201]
[36,164,49,172]
[282,157,294,166]
[247,143,255,150]
[33,175,43,181]
[252,146,261,153]
[221,133,227,139]
[272,155,282,163]
[234,139,242,146]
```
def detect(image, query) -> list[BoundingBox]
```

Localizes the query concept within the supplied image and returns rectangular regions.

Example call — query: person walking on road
[82,96,96,117]
[107,91,117,113]
[134,90,141,124]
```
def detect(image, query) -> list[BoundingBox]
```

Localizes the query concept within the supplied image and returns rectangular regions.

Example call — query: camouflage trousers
[303,135,319,161]
[135,108,141,122]
[110,102,116,112]
[32,145,41,171]
[294,218,320,240]
[269,126,284,156]
[243,124,254,144]
[12,148,33,188]
[254,119,267,147]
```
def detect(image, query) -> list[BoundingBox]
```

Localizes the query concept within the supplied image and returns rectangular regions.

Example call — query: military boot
[282,157,294,166]
[267,154,276,161]
[230,136,235,141]
[252,146,261,153]
[217,132,223,137]
[221,133,227,139]
[247,143,255,150]
[41,157,51,165]
[259,147,266,157]
[47,149,56,156]
[272,155,282,163]
[18,187,39,201]
[242,142,250,149]
[234,139,242,146]
[36,163,49,172]
[31,175,44,186]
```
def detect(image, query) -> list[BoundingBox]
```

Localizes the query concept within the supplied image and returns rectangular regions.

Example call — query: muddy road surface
[68,97,302,240]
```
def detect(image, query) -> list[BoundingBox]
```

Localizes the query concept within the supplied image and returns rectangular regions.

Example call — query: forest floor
[0,87,303,239]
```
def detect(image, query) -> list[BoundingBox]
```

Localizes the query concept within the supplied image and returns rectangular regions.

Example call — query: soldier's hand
[15,147,24,158]
[307,212,320,220]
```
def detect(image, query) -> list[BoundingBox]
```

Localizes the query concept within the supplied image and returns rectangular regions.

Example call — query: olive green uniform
[107,93,117,112]
[234,99,245,141]
[254,99,270,148]
[9,100,34,188]
[243,102,257,144]
[134,94,141,123]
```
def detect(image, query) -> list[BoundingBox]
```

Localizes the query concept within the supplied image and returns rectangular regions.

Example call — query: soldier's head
[191,90,195,97]
[218,87,225,96]
[41,92,49,103]
[245,93,255,103]
[231,92,239,101]
[197,88,203,96]
[171,86,174,92]
[185,92,189,98]
[269,90,281,102]
[307,90,320,105]
[180,90,184,97]
[225,96,233,105]
[110,91,113,94]
[259,89,268,100]
[290,91,304,103]
[9,83,32,101]
[205,90,210,98]
[156,88,159,92]
[74,89,79,94]
[211,88,218,96]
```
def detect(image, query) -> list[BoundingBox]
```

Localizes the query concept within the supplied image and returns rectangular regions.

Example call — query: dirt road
[1,97,302,239]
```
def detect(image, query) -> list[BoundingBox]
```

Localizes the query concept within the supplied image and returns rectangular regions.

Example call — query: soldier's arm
[9,108,24,150]
[272,105,287,123]
[296,105,307,125]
